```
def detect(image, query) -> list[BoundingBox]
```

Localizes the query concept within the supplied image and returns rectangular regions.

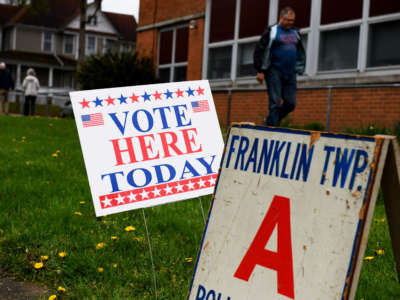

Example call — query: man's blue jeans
[265,67,297,126]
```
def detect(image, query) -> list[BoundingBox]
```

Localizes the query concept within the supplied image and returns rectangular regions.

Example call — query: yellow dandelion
[111,236,118,240]
[15,149,19,153]
[134,237,143,242]
[25,161,31,166]
[375,249,384,255]
[34,262,44,269]
[79,201,85,204]
[49,123,53,127]
[96,242,105,250]
[103,220,108,224]
[41,255,49,260]
[74,211,82,216]
[56,150,61,153]
[49,295,57,300]
[364,256,374,261]
[22,136,26,140]
[125,226,136,232]
[113,263,117,268]
[58,252,67,258]
[185,257,193,263]
[52,153,58,158]
[98,267,104,273]
[57,286,66,292]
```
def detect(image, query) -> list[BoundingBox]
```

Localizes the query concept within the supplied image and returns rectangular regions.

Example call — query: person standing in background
[22,68,40,116]
[253,7,306,126]
[0,62,15,115]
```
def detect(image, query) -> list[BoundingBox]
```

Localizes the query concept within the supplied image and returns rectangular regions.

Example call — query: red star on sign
[196,87,205,95]
[153,91,162,100]
[175,89,184,97]
[130,93,139,103]
[105,96,115,105]
[79,98,90,108]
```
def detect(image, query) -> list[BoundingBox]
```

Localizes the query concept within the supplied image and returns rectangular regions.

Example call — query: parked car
[60,100,74,118]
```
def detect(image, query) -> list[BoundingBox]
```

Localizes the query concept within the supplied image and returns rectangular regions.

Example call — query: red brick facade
[137,1,400,132]
[213,87,400,131]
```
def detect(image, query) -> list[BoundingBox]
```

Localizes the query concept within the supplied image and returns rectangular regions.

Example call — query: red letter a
[234,195,294,299]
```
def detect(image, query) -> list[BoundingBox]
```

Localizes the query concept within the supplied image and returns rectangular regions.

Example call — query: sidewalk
[0,271,48,300]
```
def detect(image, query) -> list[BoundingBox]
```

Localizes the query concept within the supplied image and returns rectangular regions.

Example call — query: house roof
[104,12,137,42]
[11,0,80,28]
[0,4,23,25]
[0,50,77,67]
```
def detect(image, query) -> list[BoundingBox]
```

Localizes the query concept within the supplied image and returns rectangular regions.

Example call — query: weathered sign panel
[69,80,223,216]
[188,125,384,300]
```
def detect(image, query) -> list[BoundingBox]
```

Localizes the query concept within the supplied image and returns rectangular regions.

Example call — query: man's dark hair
[280,6,295,17]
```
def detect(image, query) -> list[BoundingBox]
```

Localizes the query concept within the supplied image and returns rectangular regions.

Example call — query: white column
[358,0,370,72]
[16,64,21,88]
[230,0,241,82]
[202,0,212,79]
[269,0,279,26]
[48,67,54,88]
[307,0,322,76]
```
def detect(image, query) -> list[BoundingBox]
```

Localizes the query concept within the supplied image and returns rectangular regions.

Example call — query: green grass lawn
[0,115,399,299]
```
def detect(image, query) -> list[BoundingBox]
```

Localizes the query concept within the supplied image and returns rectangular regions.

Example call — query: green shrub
[76,52,158,90]
[345,124,393,137]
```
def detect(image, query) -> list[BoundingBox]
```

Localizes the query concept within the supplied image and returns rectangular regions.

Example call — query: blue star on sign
[186,87,195,96]
[164,89,173,99]
[118,94,128,104]
[93,97,103,107]
[142,92,151,102]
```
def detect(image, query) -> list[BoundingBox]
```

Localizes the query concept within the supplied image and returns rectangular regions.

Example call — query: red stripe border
[99,174,217,209]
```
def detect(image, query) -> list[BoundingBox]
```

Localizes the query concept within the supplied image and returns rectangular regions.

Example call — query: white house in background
[0,0,136,94]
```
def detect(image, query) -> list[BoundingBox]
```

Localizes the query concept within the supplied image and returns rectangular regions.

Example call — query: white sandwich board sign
[188,125,400,300]
[69,80,223,216]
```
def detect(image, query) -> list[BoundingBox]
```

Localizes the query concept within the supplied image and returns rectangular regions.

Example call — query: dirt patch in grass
[0,271,48,300]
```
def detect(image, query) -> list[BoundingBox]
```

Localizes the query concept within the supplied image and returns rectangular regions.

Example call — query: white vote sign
[188,125,383,300]
[69,80,223,216]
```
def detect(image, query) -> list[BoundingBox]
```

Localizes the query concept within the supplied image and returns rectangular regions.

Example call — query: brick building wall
[213,87,400,131]
[137,0,400,133]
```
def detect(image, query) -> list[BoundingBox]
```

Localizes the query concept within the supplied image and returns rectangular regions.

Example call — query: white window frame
[157,24,189,82]
[203,0,400,84]
[42,31,54,52]
[85,35,97,56]
[63,33,76,55]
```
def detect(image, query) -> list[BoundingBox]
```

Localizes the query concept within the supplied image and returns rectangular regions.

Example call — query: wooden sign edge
[186,125,386,300]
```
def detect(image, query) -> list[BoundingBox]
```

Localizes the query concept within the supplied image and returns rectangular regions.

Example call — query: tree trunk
[78,0,87,64]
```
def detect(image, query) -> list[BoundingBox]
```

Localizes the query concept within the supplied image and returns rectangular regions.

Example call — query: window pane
[175,27,189,63]
[239,0,269,38]
[64,35,74,54]
[208,46,232,79]
[174,66,187,82]
[159,30,173,64]
[318,27,359,71]
[368,20,400,67]
[87,36,96,55]
[370,0,400,17]
[210,0,236,43]
[237,42,257,77]
[321,0,362,25]
[158,68,170,83]
[44,32,52,52]
[300,33,308,54]
[278,0,311,28]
